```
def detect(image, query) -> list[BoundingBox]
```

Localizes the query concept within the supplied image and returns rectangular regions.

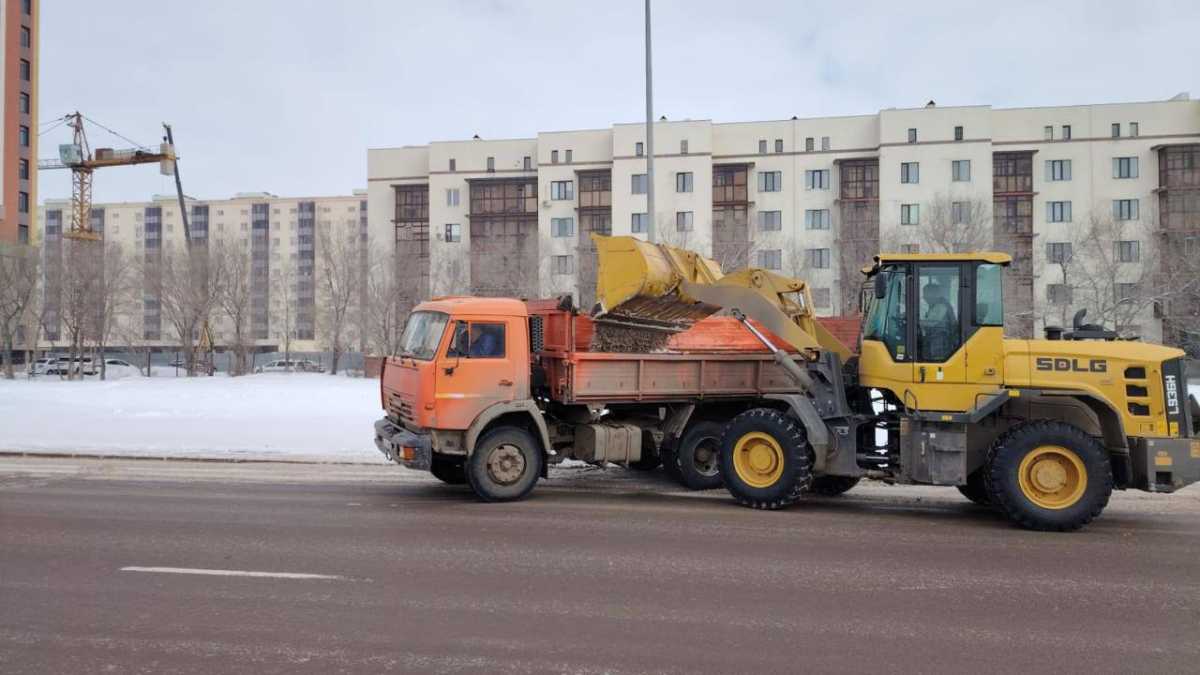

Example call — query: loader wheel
[984,421,1113,531]
[956,470,990,506]
[672,421,724,490]
[430,458,467,485]
[809,475,861,497]
[466,427,542,502]
[629,430,661,471]
[719,408,812,510]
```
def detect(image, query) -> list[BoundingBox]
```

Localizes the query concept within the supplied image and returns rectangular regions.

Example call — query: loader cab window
[447,321,506,359]
[863,266,909,361]
[975,263,1004,326]
[918,266,961,362]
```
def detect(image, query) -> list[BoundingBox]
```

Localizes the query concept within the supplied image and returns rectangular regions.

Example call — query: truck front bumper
[1130,437,1200,493]
[374,418,432,471]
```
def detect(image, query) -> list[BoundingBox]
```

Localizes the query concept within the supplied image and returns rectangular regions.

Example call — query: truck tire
[430,458,466,485]
[629,431,661,471]
[660,437,684,484]
[465,427,543,502]
[956,470,990,506]
[719,408,812,510]
[809,475,861,497]
[674,421,724,490]
[984,420,1113,531]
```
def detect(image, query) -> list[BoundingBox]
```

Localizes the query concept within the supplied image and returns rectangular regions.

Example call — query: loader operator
[921,281,958,361]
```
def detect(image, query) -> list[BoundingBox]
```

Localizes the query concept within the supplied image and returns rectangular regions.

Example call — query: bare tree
[56,240,106,380]
[918,194,992,254]
[159,241,223,376]
[0,243,41,379]
[1158,233,1200,355]
[317,223,362,375]
[88,242,137,380]
[363,247,405,357]
[271,263,296,369]
[213,238,255,375]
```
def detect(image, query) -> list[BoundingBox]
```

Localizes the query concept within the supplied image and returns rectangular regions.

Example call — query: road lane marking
[120,566,345,580]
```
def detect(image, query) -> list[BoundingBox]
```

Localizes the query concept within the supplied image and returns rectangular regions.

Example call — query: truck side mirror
[874,273,887,299]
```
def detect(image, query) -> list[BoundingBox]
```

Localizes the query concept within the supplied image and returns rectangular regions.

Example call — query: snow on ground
[0,373,387,463]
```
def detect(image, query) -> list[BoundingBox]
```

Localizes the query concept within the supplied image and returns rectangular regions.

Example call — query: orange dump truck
[375,296,854,498]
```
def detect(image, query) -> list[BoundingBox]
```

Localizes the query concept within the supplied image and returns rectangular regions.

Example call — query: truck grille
[388,393,416,426]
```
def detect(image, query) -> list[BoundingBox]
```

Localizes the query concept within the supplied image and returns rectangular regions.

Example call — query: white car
[256,359,324,373]
[45,357,99,376]
[28,357,56,375]
[98,359,143,378]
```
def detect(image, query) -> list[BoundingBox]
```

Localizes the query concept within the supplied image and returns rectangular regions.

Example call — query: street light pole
[644,0,655,242]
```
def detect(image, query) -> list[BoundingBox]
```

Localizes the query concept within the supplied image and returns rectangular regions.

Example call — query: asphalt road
[2,457,1199,674]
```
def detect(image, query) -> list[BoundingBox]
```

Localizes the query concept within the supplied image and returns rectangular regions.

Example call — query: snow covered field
[0,374,386,463]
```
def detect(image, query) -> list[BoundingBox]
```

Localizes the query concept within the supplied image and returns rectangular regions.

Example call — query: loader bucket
[591,234,726,332]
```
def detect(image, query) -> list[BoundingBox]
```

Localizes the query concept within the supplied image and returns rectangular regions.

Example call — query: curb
[0,451,383,466]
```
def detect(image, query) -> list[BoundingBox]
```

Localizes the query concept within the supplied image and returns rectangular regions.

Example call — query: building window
[18,191,29,213]
[672,172,692,193]
[1115,240,1140,263]
[758,139,767,154]
[1047,284,1073,305]
[680,140,688,155]
[954,125,963,141]
[1113,157,1139,179]
[19,125,29,147]
[900,244,920,254]
[485,156,494,172]
[22,0,30,14]
[900,162,919,184]
[907,128,917,143]
[804,169,830,190]
[19,159,29,180]
[804,209,830,230]
[1113,199,1139,221]
[675,211,693,232]
[805,137,814,152]
[758,249,782,270]
[551,180,574,200]
[1115,283,1140,303]
[821,136,830,151]
[900,203,919,225]
[631,174,648,194]
[21,26,30,48]
[444,223,462,242]
[1062,125,1072,140]
[631,212,649,233]
[758,210,782,231]
[19,92,30,114]
[550,150,559,165]
[449,158,456,172]
[951,160,971,182]
[1047,201,1072,223]
[1111,123,1121,138]
[1046,159,1072,181]
[806,248,831,269]
[551,217,574,237]
[753,170,781,193]
[446,188,460,206]
[1130,122,1139,138]
[19,59,30,81]
[523,156,532,171]
[951,201,970,224]
[812,287,831,308]
[1044,125,1054,141]
[1046,242,1073,264]
[774,139,783,153]
[552,255,574,275]
[635,142,644,157]
[18,225,29,244]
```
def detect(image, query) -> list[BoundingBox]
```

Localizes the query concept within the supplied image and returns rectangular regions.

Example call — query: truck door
[433,317,523,430]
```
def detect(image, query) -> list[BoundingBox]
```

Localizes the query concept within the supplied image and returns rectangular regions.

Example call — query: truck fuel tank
[573,423,643,464]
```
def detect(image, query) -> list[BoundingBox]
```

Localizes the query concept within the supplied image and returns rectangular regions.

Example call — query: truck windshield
[398,311,449,360]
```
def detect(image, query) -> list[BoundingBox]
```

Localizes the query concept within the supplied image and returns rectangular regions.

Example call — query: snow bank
[0,374,386,463]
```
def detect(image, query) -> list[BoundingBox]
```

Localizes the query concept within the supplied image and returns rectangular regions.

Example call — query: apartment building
[368,95,1200,343]
[35,191,367,352]
[0,0,37,244]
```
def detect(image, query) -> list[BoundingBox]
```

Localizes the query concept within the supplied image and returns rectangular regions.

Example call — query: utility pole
[644,0,655,242]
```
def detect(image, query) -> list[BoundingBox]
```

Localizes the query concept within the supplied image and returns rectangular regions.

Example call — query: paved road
[2,457,1199,674]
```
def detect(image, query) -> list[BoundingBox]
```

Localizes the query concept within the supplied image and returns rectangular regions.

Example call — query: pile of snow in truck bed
[0,373,387,463]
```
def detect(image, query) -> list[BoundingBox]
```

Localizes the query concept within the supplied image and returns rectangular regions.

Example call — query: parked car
[256,359,324,373]
[98,359,143,378]
[45,357,99,376]
[28,357,57,376]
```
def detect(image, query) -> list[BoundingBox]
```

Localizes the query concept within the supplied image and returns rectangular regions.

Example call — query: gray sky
[38,0,1199,204]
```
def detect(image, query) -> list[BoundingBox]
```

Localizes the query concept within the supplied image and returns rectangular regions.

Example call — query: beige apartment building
[368,94,1200,347]
[36,191,367,353]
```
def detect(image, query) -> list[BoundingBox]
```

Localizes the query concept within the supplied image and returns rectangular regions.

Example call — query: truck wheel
[629,430,661,471]
[719,408,812,510]
[674,421,724,490]
[956,470,990,506]
[809,475,860,496]
[466,427,543,502]
[984,421,1113,531]
[660,437,684,484]
[430,458,466,485]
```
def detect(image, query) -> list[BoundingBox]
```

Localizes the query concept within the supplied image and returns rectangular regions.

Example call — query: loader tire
[674,421,724,490]
[719,408,812,510]
[809,475,861,497]
[466,427,542,502]
[984,420,1112,532]
[430,458,467,485]
[956,470,990,506]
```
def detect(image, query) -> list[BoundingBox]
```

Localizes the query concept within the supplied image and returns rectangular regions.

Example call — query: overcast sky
[37,0,1199,204]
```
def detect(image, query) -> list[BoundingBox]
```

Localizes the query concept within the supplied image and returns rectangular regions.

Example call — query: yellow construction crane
[38,112,177,241]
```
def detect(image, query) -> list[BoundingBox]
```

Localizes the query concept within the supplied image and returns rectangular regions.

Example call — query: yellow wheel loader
[590,235,1200,531]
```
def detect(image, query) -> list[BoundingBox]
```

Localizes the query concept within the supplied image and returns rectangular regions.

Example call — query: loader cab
[859,253,1010,411]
